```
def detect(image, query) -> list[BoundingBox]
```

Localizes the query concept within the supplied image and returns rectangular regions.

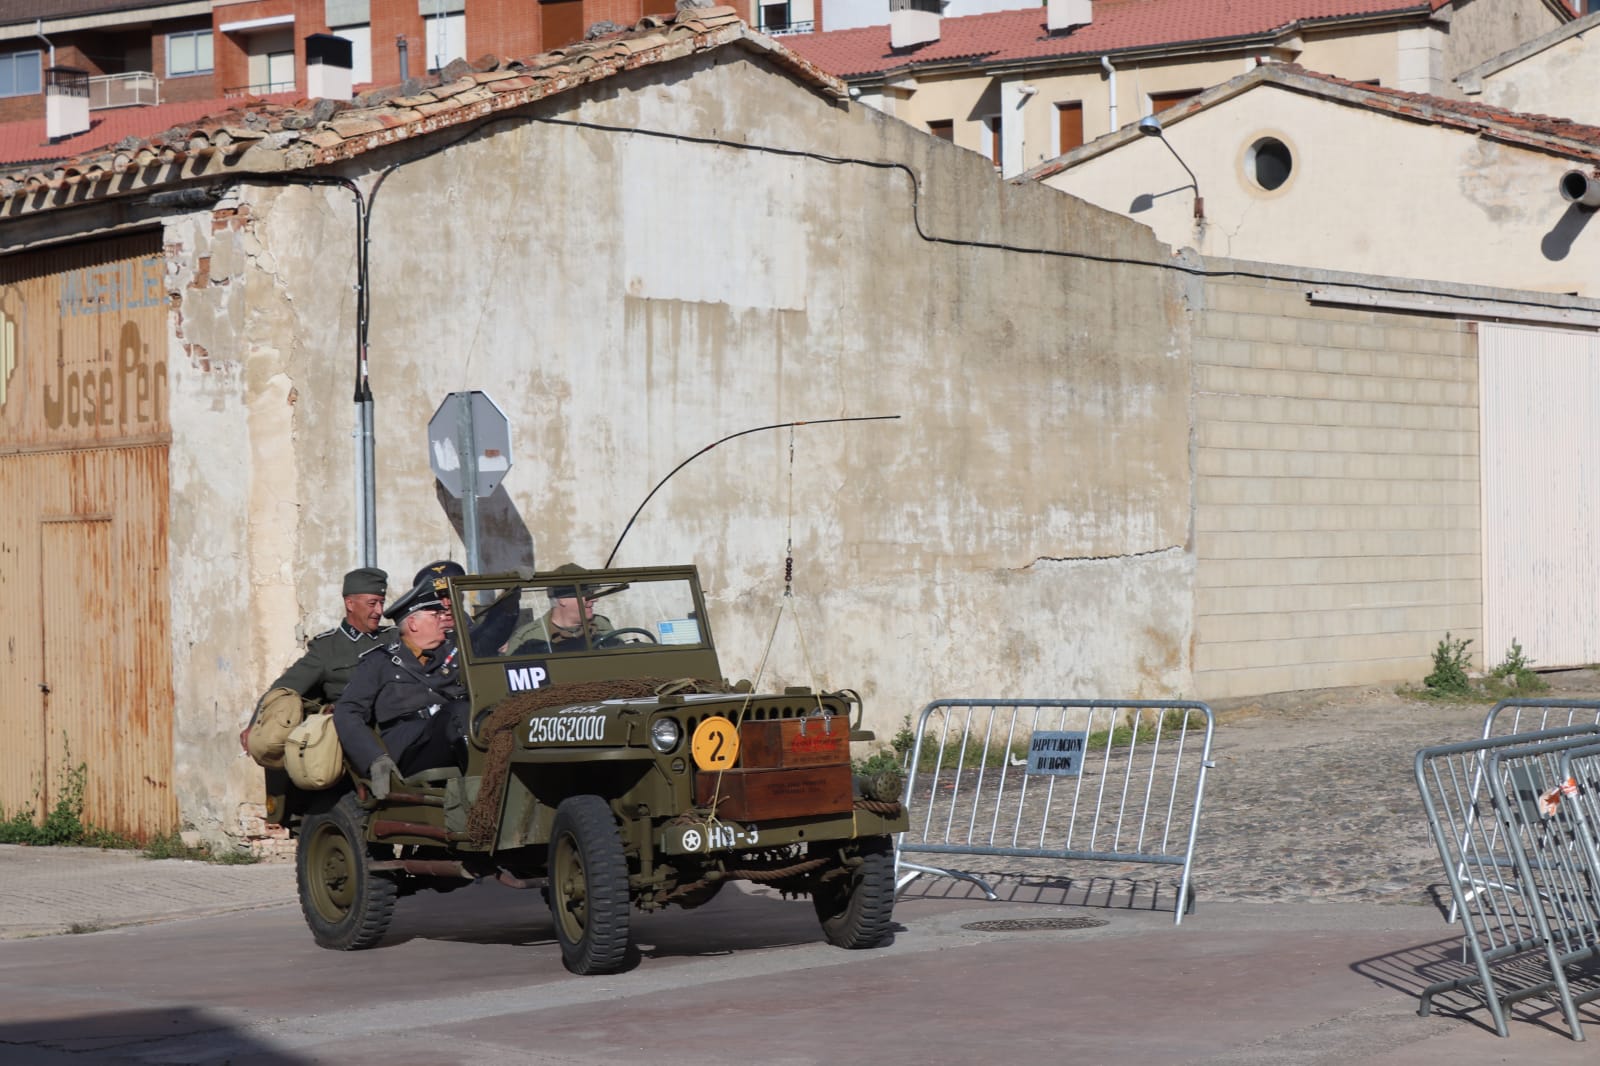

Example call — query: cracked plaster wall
[163,191,335,841]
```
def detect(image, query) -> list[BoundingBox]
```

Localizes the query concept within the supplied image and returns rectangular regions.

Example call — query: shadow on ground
[0,1006,307,1064]
[897,866,1189,917]
[1351,934,1600,1041]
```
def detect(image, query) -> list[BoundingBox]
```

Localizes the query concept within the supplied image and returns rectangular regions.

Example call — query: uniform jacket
[506,610,614,655]
[332,634,467,771]
[270,620,396,704]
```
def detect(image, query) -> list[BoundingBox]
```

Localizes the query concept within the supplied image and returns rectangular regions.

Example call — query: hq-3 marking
[527,715,606,743]
[677,822,759,852]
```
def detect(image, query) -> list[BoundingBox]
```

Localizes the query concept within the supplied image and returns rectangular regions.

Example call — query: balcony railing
[762,19,815,34]
[88,71,158,110]
[223,80,296,98]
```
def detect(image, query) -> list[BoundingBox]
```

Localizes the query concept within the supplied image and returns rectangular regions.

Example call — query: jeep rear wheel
[812,836,896,949]
[297,793,397,950]
[549,795,631,974]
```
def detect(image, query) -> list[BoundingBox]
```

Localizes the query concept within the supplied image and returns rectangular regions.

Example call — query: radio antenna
[603,415,901,567]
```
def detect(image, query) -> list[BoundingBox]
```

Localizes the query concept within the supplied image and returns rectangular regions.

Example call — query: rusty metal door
[0,235,175,838]
[40,515,115,823]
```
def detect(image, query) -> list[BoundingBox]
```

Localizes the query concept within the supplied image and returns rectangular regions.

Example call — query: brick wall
[1192,273,1481,698]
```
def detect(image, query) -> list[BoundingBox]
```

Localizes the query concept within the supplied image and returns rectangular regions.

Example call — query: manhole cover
[961,917,1108,933]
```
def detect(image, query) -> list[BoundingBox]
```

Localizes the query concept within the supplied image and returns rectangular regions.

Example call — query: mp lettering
[505,664,549,692]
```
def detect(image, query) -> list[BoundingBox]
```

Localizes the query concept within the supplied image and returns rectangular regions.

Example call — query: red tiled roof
[0,0,183,25]
[0,94,299,168]
[0,9,844,214]
[1021,62,1600,181]
[786,0,1448,78]
[1288,64,1600,152]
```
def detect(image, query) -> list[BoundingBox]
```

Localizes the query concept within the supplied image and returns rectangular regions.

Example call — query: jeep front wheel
[812,836,896,949]
[548,795,632,974]
[296,793,397,950]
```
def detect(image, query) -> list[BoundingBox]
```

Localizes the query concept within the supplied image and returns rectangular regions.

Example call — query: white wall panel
[1480,322,1600,669]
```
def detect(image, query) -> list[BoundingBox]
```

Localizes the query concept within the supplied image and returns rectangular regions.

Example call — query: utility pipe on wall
[34,19,55,66]
[1100,55,1117,133]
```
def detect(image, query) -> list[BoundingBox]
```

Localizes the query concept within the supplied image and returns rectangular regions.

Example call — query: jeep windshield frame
[446,564,724,691]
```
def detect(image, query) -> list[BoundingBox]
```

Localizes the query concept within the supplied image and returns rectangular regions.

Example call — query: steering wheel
[597,627,659,647]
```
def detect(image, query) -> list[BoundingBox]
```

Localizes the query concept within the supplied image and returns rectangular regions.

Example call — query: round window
[1247,137,1293,191]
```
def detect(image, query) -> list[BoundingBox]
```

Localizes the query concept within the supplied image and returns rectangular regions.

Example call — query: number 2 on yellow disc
[692,716,740,771]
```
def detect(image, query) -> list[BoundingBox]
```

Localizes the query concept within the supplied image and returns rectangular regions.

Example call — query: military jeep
[287,564,908,973]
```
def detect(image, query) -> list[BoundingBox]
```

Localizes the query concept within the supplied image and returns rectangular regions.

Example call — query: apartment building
[0,0,740,127]
[785,0,1576,177]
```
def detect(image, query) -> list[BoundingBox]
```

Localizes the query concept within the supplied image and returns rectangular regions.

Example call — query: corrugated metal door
[41,516,114,821]
[0,235,175,838]
[1480,322,1600,670]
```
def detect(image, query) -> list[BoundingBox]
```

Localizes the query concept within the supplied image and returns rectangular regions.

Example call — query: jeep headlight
[650,718,682,753]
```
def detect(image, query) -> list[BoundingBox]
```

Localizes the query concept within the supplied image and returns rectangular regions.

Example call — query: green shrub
[1423,633,1475,697]
[0,759,132,849]
[1487,638,1547,695]
[141,832,259,864]
[853,714,916,775]
[0,752,255,863]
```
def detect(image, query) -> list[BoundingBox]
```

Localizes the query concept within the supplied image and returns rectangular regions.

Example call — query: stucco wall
[1473,27,1600,122]
[1192,271,1481,697]
[1444,0,1571,81]
[167,48,1198,840]
[1039,82,1600,296]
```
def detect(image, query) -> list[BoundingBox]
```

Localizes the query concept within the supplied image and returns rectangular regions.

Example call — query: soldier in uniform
[270,566,393,703]
[507,563,616,654]
[240,567,391,754]
[333,578,468,798]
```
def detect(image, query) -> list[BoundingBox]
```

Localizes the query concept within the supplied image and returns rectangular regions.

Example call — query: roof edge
[0,11,847,221]
[1455,7,1600,92]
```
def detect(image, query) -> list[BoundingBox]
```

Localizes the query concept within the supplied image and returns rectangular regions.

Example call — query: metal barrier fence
[1415,724,1600,1039]
[1439,700,1600,927]
[895,699,1216,925]
[1483,698,1600,739]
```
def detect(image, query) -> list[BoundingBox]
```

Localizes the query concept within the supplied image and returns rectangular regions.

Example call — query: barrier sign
[1027,731,1088,776]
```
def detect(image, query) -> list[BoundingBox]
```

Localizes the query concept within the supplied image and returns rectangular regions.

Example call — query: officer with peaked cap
[333,578,469,798]
[264,567,394,704]
[413,557,522,656]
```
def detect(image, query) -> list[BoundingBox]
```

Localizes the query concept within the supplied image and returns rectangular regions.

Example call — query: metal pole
[360,396,377,566]
[454,391,480,573]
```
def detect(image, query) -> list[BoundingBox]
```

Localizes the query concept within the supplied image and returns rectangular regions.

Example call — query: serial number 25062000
[527,715,605,743]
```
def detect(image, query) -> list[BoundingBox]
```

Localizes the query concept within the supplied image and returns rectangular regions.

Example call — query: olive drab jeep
[285,564,909,974]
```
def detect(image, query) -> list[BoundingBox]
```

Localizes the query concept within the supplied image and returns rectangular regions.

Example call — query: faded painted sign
[0,236,169,451]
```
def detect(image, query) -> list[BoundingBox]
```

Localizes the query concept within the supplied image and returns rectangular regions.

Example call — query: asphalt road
[2,875,1599,1065]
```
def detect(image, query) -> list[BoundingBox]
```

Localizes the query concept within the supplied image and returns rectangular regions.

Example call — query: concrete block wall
[1192,274,1481,698]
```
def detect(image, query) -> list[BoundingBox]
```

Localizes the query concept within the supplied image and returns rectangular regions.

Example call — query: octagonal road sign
[428,391,512,499]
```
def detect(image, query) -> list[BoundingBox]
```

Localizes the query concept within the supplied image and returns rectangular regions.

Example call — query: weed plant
[0,760,131,848]
[1404,634,1549,702]
[0,752,257,864]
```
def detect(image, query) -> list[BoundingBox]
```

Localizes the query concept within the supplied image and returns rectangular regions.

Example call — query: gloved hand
[368,755,399,800]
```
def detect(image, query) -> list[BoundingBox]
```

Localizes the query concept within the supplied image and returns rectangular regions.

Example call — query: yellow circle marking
[691,716,740,772]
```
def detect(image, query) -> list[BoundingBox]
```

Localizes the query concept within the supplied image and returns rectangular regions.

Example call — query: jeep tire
[296,792,398,950]
[812,836,896,949]
[549,795,632,974]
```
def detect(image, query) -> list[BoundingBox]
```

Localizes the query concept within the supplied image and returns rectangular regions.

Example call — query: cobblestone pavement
[899,670,1600,914]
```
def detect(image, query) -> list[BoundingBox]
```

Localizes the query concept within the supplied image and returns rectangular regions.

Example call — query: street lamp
[1138,113,1204,220]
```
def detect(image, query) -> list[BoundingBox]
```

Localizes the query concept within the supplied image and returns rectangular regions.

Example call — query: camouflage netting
[465,678,720,845]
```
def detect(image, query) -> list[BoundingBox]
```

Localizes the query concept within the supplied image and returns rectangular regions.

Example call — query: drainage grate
[961,916,1109,933]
